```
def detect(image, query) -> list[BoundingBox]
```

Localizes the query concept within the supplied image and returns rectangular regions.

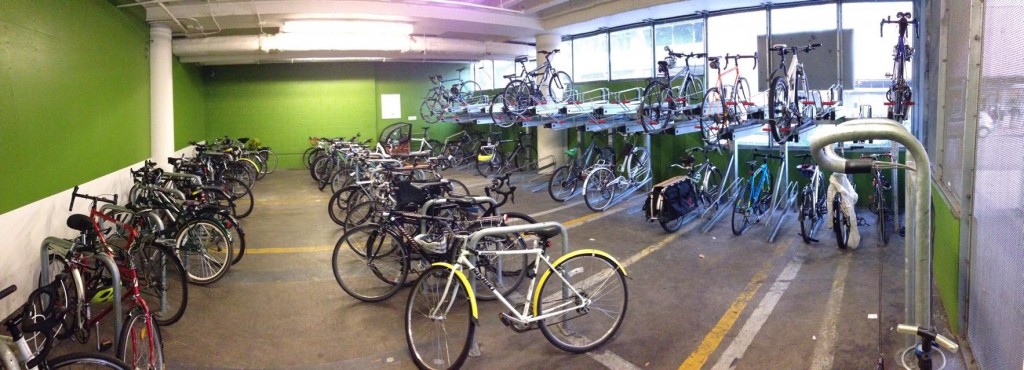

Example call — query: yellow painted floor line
[677,239,791,370]
[246,246,333,254]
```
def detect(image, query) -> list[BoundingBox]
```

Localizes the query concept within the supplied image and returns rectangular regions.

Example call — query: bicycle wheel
[797,70,814,121]
[116,309,164,370]
[833,194,851,249]
[659,213,685,233]
[226,178,254,219]
[798,189,814,244]
[262,149,279,174]
[627,147,651,184]
[877,188,888,246]
[134,243,188,326]
[638,80,674,133]
[425,139,443,157]
[420,98,443,124]
[732,77,752,121]
[175,220,233,285]
[225,161,255,189]
[209,212,246,265]
[548,71,575,104]
[475,148,504,177]
[405,265,475,370]
[344,200,386,232]
[48,352,131,369]
[490,93,519,128]
[311,156,333,184]
[768,75,790,143]
[699,88,725,145]
[460,80,482,101]
[471,232,528,300]
[305,148,324,171]
[501,80,532,116]
[332,224,409,302]
[583,167,616,212]
[328,187,362,226]
[702,168,723,208]
[446,179,471,197]
[537,253,628,353]
[732,183,751,235]
[548,164,579,202]
[678,75,704,108]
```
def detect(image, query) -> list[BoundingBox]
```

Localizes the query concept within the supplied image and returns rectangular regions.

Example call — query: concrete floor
[135,168,966,369]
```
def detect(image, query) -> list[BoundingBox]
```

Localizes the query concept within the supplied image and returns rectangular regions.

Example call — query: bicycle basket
[797,164,817,178]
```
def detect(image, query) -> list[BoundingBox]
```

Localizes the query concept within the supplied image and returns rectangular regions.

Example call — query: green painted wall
[203,62,476,168]
[932,185,960,333]
[173,61,206,150]
[0,0,150,214]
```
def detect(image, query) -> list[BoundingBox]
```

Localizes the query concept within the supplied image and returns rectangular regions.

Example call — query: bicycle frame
[744,164,771,208]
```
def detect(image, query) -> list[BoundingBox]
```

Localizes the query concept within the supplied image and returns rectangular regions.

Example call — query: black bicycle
[881,12,917,122]
[476,130,537,177]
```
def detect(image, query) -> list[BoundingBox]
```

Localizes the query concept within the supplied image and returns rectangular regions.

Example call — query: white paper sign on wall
[381,94,401,119]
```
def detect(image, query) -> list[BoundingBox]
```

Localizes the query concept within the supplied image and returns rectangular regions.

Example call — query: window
[474,60,494,91]
[706,10,766,93]
[494,60,515,89]
[610,27,653,80]
[572,34,609,82]
[557,40,573,79]
[841,2,913,122]
[654,19,705,76]
[770,4,837,89]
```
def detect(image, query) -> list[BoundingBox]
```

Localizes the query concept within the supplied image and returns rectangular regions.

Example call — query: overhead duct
[173,34,533,64]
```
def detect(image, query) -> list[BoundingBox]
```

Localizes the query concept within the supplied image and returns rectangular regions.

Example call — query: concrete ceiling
[120,0,816,65]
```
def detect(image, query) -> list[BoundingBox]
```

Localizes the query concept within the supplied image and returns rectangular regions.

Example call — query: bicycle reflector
[92,287,115,304]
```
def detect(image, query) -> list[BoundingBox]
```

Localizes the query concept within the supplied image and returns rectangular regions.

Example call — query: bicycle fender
[532,249,627,316]
[429,263,479,321]
[238,158,261,172]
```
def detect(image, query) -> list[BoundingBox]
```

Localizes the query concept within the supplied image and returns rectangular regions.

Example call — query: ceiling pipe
[417,0,524,14]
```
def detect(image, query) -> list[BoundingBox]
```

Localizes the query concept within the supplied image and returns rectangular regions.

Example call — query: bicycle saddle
[502,73,518,79]
[525,224,561,240]
[66,214,93,233]
[772,43,789,49]
[514,55,529,63]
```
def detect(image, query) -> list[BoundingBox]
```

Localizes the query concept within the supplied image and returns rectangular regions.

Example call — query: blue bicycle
[732,151,783,235]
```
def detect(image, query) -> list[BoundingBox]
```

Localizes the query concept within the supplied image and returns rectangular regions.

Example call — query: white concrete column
[150,23,174,169]
[535,33,566,171]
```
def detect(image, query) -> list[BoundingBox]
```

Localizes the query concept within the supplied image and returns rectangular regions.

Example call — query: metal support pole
[809,118,932,336]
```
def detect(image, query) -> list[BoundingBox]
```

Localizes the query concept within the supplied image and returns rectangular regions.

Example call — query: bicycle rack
[40,237,123,349]
[700,121,764,233]
[763,140,799,243]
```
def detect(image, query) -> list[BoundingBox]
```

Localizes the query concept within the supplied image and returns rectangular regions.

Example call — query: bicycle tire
[175,220,233,285]
[512,145,538,172]
[768,75,790,144]
[490,92,519,128]
[134,243,188,326]
[419,98,443,124]
[799,190,814,243]
[537,253,628,353]
[877,187,888,246]
[548,71,575,104]
[678,75,704,108]
[332,224,409,302]
[116,309,164,370]
[833,194,851,249]
[425,139,442,157]
[328,186,362,226]
[446,179,471,197]
[475,147,504,177]
[659,213,685,233]
[699,87,724,145]
[262,149,279,174]
[730,77,751,122]
[304,148,324,170]
[343,200,385,232]
[583,167,616,212]
[209,212,246,265]
[225,178,254,219]
[797,70,814,121]
[548,164,578,202]
[405,265,475,370]
[501,80,532,117]
[48,352,132,369]
[638,80,674,133]
[460,80,482,101]
[732,183,751,236]
[628,147,651,185]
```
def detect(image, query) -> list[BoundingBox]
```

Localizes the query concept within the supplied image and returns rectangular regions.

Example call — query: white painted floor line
[809,255,852,370]
[589,350,643,370]
[528,200,584,218]
[710,257,804,370]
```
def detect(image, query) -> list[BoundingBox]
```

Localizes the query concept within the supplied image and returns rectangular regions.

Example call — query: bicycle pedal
[99,339,113,352]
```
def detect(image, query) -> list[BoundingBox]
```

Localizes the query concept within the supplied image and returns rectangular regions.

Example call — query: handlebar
[881,12,916,37]
[896,324,959,352]
[724,53,758,70]
[537,49,560,55]
[69,186,118,211]
[0,285,15,301]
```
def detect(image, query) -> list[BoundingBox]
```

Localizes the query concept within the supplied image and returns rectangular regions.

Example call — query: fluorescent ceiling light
[291,57,387,63]
[280,20,414,35]
[264,33,412,52]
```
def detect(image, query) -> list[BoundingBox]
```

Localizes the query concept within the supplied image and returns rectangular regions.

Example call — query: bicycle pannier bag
[645,176,698,221]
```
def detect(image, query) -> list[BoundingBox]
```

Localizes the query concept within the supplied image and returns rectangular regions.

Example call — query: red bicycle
[46,187,166,369]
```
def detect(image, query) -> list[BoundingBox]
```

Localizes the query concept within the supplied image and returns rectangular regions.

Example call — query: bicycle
[657,146,724,232]
[548,132,613,202]
[699,53,757,145]
[861,152,894,246]
[881,12,917,122]
[436,126,483,169]
[404,222,628,369]
[420,69,482,124]
[796,154,827,243]
[475,130,537,178]
[767,43,822,144]
[493,50,575,127]
[582,134,651,212]
[637,47,706,133]
[48,189,166,369]
[732,150,781,235]
[0,283,132,370]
